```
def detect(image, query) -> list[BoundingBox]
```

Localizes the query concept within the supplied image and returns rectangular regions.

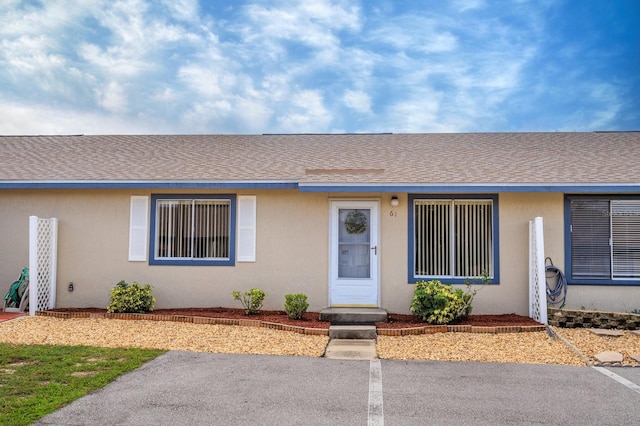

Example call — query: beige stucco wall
[0,189,332,312]
[473,192,565,315]
[375,192,566,315]
[2,189,638,315]
[0,189,414,313]
[492,193,640,314]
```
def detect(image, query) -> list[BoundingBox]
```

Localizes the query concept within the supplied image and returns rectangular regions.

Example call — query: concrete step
[324,339,378,360]
[329,325,377,339]
[319,307,388,324]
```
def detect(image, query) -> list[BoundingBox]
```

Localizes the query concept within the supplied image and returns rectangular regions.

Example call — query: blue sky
[1,0,638,135]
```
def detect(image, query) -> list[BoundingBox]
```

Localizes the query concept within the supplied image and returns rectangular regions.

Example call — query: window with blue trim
[150,194,236,266]
[409,195,498,283]
[567,196,640,283]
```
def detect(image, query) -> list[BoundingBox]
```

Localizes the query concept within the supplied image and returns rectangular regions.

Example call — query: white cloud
[179,95,272,134]
[181,100,232,131]
[78,43,151,77]
[95,81,128,113]
[554,82,623,132]
[153,87,179,102]
[234,98,273,132]
[0,0,635,135]
[178,63,230,97]
[0,0,99,37]
[343,90,371,114]
[1,34,66,77]
[162,0,199,22]
[260,74,292,103]
[383,89,445,133]
[277,89,332,132]
[243,0,360,42]
[452,0,485,12]
[368,16,458,54]
[0,99,168,135]
[240,0,360,65]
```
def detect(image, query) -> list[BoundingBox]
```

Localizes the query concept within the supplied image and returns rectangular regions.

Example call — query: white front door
[329,200,379,306]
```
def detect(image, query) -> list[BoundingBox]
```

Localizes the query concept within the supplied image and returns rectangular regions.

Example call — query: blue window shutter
[129,196,149,261]
[237,195,256,262]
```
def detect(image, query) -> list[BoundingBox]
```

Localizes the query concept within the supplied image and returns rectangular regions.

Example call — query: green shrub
[232,288,266,315]
[284,293,309,320]
[410,273,491,324]
[107,280,155,314]
[410,280,470,325]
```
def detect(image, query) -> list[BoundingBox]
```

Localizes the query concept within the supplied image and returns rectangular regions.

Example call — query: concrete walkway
[324,339,377,360]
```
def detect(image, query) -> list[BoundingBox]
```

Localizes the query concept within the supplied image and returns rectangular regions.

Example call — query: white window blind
[455,201,493,277]
[611,200,640,278]
[156,199,230,260]
[414,199,493,278]
[128,196,149,261]
[570,199,611,279]
[570,198,640,280]
[415,200,451,276]
[237,195,257,262]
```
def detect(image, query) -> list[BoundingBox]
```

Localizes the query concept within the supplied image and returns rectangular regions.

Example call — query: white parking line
[368,359,384,426]
[592,367,640,394]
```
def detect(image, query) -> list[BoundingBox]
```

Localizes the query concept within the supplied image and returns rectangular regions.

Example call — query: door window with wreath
[338,209,371,278]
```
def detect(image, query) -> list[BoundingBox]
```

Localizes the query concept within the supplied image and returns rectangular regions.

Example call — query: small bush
[410,271,491,325]
[284,293,309,320]
[107,280,155,314]
[232,288,266,315]
[410,280,470,325]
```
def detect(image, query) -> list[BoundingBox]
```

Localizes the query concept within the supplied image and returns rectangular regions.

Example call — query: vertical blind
[414,199,493,278]
[156,199,230,259]
[611,200,640,278]
[570,198,640,279]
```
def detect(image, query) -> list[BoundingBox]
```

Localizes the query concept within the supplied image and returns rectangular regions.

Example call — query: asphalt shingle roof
[1,132,639,189]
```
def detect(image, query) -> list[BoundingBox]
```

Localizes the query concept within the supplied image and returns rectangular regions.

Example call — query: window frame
[408,194,500,284]
[149,194,236,266]
[565,195,640,285]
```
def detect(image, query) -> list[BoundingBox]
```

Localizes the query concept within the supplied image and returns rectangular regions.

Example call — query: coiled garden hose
[545,257,567,308]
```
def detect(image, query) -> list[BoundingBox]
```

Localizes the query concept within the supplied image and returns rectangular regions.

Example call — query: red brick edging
[36,311,546,336]
[35,311,330,336]
[376,324,546,336]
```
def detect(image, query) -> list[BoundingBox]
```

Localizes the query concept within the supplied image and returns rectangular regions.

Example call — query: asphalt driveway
[35,352,640,425]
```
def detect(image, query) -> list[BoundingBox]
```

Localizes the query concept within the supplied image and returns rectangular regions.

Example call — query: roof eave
[0,180,299,189]
[1,180,639,194]
[298,183,640,193]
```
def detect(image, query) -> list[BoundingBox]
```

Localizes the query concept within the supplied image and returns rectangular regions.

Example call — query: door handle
[371,246,377,255]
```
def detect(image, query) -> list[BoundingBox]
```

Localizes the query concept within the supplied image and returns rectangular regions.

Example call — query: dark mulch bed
[50,307,541,330]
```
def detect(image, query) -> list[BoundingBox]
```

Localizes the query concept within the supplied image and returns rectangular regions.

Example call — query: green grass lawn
[0,343,165,426]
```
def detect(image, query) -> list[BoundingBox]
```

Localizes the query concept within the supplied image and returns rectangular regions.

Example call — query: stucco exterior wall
[562,286,640,313]
[2,189,637,316]
[378,193,412,314]
[473,192,565,315]
[1,189,333,312]
[375,192,566,316]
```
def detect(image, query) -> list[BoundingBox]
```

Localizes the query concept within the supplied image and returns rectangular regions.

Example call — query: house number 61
[389,210,397,217]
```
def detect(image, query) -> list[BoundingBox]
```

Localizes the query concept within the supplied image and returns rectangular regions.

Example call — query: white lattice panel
[529,228,542,321]
[29,217,58,316]
[528,217,547,324]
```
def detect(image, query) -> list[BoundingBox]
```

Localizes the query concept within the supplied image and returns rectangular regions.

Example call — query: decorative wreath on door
[345,210,367,234]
